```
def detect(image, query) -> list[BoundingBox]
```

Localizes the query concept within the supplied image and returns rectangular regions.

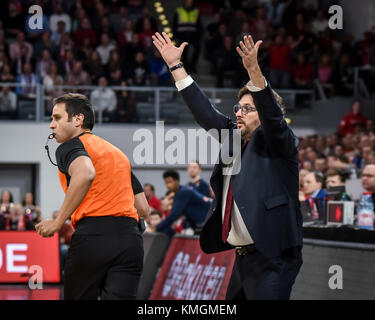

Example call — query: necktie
[222,140,248,243]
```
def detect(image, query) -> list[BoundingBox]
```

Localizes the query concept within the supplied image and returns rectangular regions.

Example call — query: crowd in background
[201,0,375,93]
[0,0,375,121]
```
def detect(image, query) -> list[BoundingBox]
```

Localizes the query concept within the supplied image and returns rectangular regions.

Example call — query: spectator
[0,204,34,231]
[127,51,150,86]
[268,34,292,88]
[96,33,116,65]
[16,63,40,98]
[311,9,328,35]
[117,20,134,50]
[0,189,13,217]
[299,168,310,189]
[0,64,15,83]
[9,31,33,72]
[86,50,104,84]
[107,50,123,78]
[124,33,143,65]
[291,53,313,88]
[81,35,96,58]
[66,61,91,86]
[338,100,368,136]
[98,16,117,41]
[109,69,123,86]
[145,210,163,233]
[73,18,98,47]
[57,33,74,62]
[36,49,53,79]
[156,170,211,237]
[51,21,67,47]
[4,1,24,38]
[144,183,162,212]
[43,62,64,114]
[49,2,71,33]
[314,155,328,174]
[115,80,137,122]
[301,171,328,219]
[160,192,173,218]
[150,49,171,86]
[22,192,41,224]
[250,7,272,40]
[90,76,116,122]
[215,35,240,88]
[110,5,129,33]
[326,169,348,189]
[135,7,158,33]
[361,165,375,203]
[332,54,354,96]
[52,210,74,273]
[0,86,17,118]
[265,0,286,28]
[138,17,155,53]
[0,49,9,72]
[34,30,56,61]
[186,160,211,197]
[317,54,334,96]
[173,0,202,73]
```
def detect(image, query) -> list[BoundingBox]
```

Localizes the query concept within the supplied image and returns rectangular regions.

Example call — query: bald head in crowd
[361,165,375,193]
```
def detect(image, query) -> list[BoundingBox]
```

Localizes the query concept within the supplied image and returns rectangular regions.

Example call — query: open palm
[152,32,188,68]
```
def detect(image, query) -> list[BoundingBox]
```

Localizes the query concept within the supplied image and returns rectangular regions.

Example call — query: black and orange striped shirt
[55,132,139,229]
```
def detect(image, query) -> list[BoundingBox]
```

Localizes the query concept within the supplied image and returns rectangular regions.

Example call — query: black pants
[63,216,143,300]
[226,247,302,300]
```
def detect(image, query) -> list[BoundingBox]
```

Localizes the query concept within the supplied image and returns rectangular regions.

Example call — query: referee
[36,93,149,300]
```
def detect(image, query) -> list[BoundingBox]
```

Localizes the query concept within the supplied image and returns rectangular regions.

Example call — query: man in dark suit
[152,32,303,300]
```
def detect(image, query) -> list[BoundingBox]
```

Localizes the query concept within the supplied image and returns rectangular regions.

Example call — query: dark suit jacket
[179,81,303,258]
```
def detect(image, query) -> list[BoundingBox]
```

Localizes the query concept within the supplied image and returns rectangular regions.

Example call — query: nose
[235,108,242,118]
[49,120,55,129]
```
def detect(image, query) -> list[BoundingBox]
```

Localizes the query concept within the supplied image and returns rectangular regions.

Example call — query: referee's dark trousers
[63,216,143,300]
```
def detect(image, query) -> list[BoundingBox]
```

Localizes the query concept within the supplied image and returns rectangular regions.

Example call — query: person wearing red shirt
[291,54,313,88]
[338,100,368,136]
[144,183,162,212]
[268,35,291,88]
[73,18,98,47]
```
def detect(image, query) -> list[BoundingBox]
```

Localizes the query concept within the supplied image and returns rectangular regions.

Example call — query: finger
[153,40,162,51]
[162,31,171,44]
[152,35,163,46]
[248,35,255,47]
[239,41,249,54]
[244,35,252,49]
[254,40,263,51]
[179,41,188,51]
[236,46,245,58]
[154,32,166,45]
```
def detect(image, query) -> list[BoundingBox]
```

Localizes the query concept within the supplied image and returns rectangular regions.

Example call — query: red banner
[0,231,60,283]
[149,236,235,300]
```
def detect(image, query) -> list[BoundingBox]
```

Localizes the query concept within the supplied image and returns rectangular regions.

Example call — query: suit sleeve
[251,82,299,156]
[179,82,235,138]
[156,189,192,231]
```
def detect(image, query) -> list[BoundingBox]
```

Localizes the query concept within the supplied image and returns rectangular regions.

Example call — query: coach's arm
[152,32,233,134]
[36,156,95,237]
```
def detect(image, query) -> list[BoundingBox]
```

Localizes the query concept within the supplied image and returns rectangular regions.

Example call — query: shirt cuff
[246,77,267,92]
[175,75,194,91]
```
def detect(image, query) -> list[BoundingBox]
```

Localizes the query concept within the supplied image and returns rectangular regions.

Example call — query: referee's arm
[36,156,95,237]
[57,156,96,224]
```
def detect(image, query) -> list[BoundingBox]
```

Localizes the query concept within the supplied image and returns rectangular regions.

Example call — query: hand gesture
[152,32,188,68]
[236,35,263,72]
[35,219,60,238]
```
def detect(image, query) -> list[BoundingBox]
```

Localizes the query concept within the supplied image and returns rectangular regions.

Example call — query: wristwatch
[169,62,184,72]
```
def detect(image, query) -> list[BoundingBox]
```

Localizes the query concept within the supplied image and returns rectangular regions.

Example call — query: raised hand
[236,35,263,72]
[152,32,188,68]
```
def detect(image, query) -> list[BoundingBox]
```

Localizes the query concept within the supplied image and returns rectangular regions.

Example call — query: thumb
[254,40,263,51]
[179,42,189,51]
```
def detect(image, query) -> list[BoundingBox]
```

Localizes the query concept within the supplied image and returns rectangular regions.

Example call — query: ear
[74,114,85,128]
